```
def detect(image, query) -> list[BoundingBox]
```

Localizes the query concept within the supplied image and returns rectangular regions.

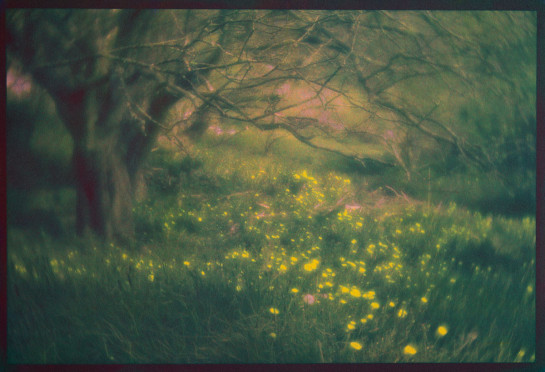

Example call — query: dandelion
[403,345,417,355]
[122,253,128,260]
[350,342,362,350]
[367,314,374,319]
[303,259,320,272]
[269,307,280,315]
[362,290,376,300]
[515,349,525,362]
[148,273,155,282]
[291,288,299,293]
[184,261,191,267]
[436,325,448,337]
[270,332,277,338]
[371,302,380,309]
[389,301,395,307]
[347,321,356,331]
[398,309,408,318]
[360,318,367,324]
[421,297,428,303]
[351,239,357,244]
[350,288,361,298]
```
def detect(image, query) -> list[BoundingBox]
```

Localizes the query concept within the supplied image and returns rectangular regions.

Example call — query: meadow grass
[7,130,535,363]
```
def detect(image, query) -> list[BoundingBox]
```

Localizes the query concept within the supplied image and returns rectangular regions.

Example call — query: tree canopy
[6,9,536,241]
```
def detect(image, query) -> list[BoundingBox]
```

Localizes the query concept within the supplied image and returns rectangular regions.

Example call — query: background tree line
[6,9,536,243]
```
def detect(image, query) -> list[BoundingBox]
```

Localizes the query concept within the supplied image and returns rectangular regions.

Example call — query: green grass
[7,130,535,363]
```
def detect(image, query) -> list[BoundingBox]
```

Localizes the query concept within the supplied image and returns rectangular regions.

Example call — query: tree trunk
[73,141,134,243]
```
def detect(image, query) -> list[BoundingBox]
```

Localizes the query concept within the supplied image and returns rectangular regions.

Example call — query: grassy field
[7,128,536,363]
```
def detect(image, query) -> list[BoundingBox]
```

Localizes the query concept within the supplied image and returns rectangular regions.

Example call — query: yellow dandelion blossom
[436,325,448,337]
[404,345,417,355]
[362,290,376,300]
[421,297,428,303]
[350,288,361,297]
[371,302,380,309]
[351,239,357,244]
[269,307,280,315]
[148,273,155,282]
[350,342,362,350]
[367,314,374,319]
[398,309,408,318]
[291,288,299,293]
[270,332,277,338]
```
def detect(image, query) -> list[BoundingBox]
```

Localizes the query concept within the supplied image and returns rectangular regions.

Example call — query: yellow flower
[436,325,448,337]
[371,302,380,309]
[291,288,299,293]
[269,307,280,315]
[421,297,428,303]
[403,345,417,355]
[362,290,375,300]
[389,301,395,307]
[122,253,128,260]
[347,323,356,331]
[367,314,374,319]
[398,309,407,318]
[184,261,191,266]
[148,273,155,282]
[350,342,362,350]
[270,332,277,338]
[303,259,319,272]
[350,288,361,297]
[351,239,357,244]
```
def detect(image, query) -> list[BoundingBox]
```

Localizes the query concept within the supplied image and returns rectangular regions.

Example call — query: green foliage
[8,148,535,362]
